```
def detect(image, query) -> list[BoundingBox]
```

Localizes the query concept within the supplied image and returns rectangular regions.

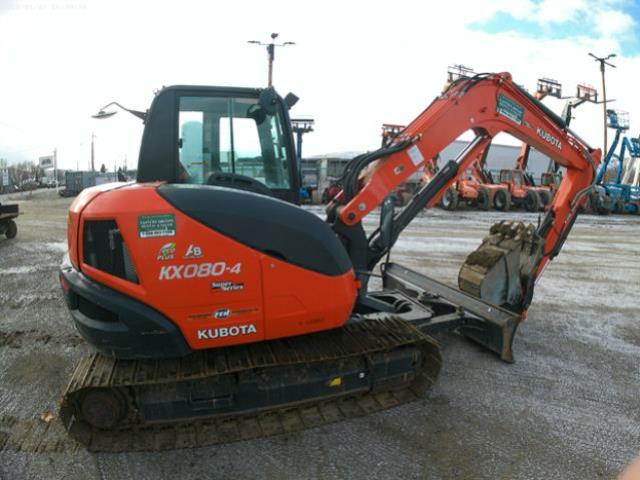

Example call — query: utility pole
[290,118,315,201]
[291,118,315,189]
[53,148,58,190]
[291,118,315,166]
[589,52,616,154]
[90,132,96,171]
[248,33,296,87]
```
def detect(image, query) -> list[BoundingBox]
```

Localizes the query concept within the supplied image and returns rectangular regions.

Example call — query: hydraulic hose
[341,138,413,202]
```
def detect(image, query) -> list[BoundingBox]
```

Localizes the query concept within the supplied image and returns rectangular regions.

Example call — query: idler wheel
[79,389,127,429]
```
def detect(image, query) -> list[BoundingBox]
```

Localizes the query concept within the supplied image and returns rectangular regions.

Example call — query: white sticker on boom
[407,145,424,166]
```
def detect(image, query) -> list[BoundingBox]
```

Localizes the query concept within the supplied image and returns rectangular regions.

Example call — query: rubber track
[59,317,442,452]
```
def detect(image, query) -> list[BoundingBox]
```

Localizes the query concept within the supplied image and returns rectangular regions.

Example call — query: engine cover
[65,183,358,356]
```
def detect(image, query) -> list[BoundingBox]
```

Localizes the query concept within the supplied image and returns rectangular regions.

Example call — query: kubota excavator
[58,73,600,452]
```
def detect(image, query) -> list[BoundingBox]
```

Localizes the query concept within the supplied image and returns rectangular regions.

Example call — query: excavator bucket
[383,221,546,364]
[458,221,544,311]
[458,221,543,308]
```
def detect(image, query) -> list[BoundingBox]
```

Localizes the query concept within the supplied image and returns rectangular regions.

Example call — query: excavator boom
[330,73,600,314]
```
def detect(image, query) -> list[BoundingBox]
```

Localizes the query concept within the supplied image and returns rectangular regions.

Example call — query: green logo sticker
[496,94,524,125]
[138,214,176,238]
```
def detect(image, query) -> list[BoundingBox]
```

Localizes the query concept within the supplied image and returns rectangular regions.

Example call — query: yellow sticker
[328,377,342,387]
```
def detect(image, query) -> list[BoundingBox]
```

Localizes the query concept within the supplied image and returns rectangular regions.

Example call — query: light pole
[90,132,96,172]
[248,33,295,87]
[589,52,616,154]
[291,118,314,199]
[53,148,58,191]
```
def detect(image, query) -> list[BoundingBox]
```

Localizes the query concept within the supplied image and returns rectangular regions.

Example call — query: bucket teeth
[458,221,544,310]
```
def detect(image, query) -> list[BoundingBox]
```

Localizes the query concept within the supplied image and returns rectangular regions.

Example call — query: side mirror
[379,196,395,251]
[284,92,299,110]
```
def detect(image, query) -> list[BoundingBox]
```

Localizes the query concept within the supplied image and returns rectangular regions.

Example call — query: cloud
[472,0,638,54]
[471,0,536,22]
[593,8,635,36]
[535,0,588,23]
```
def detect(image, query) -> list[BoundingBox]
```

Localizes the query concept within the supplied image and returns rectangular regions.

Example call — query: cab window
[178,95,291,189]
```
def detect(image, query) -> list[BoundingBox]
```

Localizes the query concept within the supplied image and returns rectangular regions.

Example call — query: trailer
[60,171,118,197]
[0,202,18,239]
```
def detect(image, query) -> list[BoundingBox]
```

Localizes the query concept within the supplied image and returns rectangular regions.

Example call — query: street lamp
[91,101,146,173]
[248,33,296,87]
[92,102,146,121]
[589,52,617,153]
[90,132,96,172]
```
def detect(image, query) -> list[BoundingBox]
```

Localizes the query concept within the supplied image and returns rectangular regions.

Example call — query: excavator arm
[329,72,600,316]
[514,90,549,173]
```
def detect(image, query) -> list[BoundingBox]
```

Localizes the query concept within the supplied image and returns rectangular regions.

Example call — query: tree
[100,163,107,173]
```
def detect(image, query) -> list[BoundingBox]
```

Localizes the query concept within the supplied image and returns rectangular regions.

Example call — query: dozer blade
[382,263,520,363]
[59,317,441,452]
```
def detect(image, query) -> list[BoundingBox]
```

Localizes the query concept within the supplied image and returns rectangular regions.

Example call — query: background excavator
[58,73,600,452]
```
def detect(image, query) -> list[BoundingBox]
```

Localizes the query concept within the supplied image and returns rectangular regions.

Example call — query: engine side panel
[75,184,357,351]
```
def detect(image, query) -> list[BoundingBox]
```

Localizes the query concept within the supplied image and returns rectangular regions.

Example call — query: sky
[0,0,639,171]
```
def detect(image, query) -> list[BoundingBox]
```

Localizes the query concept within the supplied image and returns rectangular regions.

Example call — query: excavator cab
[136,85,301,204]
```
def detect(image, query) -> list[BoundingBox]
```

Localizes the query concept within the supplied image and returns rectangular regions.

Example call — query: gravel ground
[0,189,638,480]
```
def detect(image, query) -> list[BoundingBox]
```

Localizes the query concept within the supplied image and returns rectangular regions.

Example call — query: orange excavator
[59,73,600,452]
